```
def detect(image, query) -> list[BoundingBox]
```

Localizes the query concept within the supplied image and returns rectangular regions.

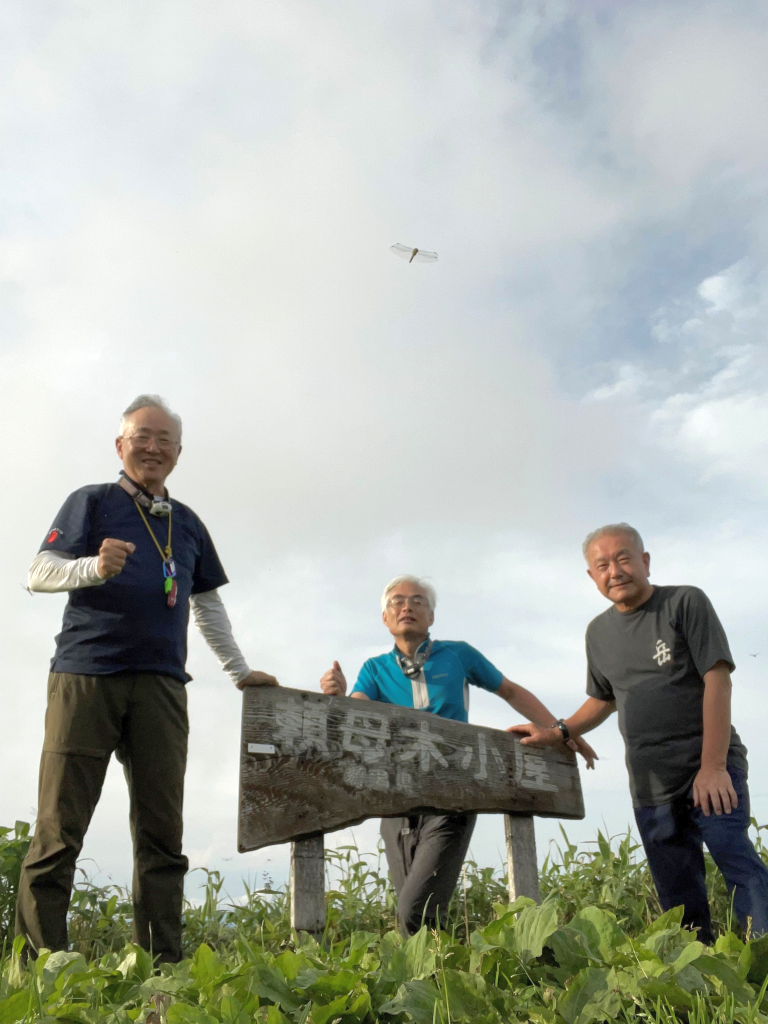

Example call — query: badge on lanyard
[134,500,178,608]
[163,558,178,607]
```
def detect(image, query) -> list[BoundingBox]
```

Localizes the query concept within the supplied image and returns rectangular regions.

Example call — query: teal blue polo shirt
[350,638,503,722]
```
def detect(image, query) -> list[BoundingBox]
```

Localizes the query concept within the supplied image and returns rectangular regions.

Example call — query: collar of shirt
[394,635,433,679]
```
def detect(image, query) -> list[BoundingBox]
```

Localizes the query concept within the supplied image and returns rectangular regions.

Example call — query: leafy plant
[3,821,768,1023]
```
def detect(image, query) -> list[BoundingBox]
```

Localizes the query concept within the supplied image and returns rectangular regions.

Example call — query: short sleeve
[678,587,735,676]
[454,643,503,693]
[191,518,229,594]
[38,488,95,558]
[351,660,380,700]
[585,634,615,701]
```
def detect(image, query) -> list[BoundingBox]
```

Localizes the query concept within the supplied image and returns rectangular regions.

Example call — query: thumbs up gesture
[320,660,347,696]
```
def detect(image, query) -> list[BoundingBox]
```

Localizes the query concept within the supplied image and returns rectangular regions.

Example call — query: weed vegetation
[2,820,768,1022]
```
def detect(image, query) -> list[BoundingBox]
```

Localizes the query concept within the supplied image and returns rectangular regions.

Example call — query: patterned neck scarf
[395,637,433,679]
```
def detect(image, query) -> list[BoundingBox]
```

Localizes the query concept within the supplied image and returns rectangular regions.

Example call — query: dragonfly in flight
[390,243,438,264]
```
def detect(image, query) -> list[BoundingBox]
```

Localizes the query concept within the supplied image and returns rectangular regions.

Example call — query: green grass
[3,820,768,1022]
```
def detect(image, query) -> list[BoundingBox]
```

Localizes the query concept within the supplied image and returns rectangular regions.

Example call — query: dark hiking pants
[16,672,189,962]
[381,813,476,936]
[635,768,768,945]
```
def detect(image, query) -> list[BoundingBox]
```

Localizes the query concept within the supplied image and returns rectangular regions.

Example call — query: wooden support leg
[505,815,540,903]
[290,836,326,936]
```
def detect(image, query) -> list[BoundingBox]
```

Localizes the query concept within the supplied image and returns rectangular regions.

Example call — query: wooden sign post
[239,687,583,933]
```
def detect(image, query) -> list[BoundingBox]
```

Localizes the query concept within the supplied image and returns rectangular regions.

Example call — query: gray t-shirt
[586,585,747,807]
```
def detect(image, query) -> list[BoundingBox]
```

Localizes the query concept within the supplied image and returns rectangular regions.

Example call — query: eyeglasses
[386,595,429,609]
[122,432,180,451]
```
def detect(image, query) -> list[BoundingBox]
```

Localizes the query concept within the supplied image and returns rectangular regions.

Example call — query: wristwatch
[552,718,570,742]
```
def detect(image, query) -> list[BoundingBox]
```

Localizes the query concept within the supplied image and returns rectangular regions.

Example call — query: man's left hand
[237,670,279,691]
[569,736,598,770]
[693,766,737,816]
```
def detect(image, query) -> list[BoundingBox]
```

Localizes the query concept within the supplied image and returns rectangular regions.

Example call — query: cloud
[3,0,768,892]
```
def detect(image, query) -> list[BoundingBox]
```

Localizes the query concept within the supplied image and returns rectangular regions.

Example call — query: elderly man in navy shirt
[320,574,595,935]
[16,394,277,963]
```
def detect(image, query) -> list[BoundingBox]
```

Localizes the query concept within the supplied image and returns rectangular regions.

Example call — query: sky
[2,0,768,902]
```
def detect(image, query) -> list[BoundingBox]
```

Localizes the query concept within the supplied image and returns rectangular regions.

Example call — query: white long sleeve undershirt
[28,550,251,685]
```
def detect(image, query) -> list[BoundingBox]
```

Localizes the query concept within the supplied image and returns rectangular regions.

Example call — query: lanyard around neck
[134,500,172,560]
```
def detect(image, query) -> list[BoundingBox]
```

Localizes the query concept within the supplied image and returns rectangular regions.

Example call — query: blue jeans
[635,769,768,944]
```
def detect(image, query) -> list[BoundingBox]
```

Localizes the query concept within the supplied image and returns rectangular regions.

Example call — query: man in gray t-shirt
[510,523,768,944]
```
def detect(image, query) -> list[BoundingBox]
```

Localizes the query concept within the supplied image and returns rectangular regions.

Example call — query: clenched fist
[320,660,347,696]
[97,539,136,580]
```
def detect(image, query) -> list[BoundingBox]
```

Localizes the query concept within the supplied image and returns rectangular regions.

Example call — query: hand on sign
[97,539,136,579]
[506,722,560,745]
[507,723,598,770]
[236,671,279,691]
[320,660,347,696]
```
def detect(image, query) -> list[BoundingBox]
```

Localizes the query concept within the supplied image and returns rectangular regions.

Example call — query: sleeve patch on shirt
[46,528,63,544]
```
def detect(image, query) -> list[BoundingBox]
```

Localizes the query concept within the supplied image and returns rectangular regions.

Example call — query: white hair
[582,523,645,560]
[120,394,182,441]
[381,575,437,613]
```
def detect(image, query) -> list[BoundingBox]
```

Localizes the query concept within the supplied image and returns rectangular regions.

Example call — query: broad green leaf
[668,940,704,973]
[442,969,496,1022]
[117,945,154,982]
[638,976,693,1010]
[219,993,249,1024]
[311,987,371,1024]
[714,931,744,957]
[492,897,536,922]
[256,1008,290,1024]
[696,953,756,1003]
[247,964,302,1012]
[644,906,684,933]
[344,931,380,967]
[547,927,594,974]
[378,979,439,1023]
[190,944,224,988]
[0,991,31,1024]
[557,966,614,1024]
[403,927,437,980]
[746,933,768,986]
[166,1004,219,1024]
[514,901,559,965]
[42,951,86,985]
[304,970,361,998]
[569,907,625,963]
[273,950,310,982]
[293,968,323,990]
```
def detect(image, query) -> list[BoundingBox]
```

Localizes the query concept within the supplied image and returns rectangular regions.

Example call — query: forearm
[500,679,560,728]
[701,666,732,769]
[190,590,251,685]
[564,697,616,737]
[28,550,105,592]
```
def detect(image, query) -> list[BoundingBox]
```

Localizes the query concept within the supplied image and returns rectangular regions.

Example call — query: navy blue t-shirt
[41,483,228,682]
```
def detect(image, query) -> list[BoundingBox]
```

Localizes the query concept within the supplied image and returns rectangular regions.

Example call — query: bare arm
[499,680,603,769]
[693,661,738,816]
[496,677,559,727]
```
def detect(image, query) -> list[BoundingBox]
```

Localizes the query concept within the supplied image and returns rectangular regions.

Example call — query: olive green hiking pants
[16,672,189,962]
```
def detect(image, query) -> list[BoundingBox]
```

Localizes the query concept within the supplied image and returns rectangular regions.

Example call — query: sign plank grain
[239,687,584,852]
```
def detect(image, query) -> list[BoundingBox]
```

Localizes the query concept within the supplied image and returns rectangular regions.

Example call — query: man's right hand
[97,539,136,579]
[507,722,561,746]
[507,723,598,770]
[320,660,347,696]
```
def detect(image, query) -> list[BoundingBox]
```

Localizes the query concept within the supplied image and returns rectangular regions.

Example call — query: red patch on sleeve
[47,529,61,544]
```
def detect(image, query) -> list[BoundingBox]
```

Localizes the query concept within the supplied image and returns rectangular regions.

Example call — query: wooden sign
[238,686,584,853]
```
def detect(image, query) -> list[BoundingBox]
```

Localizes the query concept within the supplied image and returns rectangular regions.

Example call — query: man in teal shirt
[320,574,594,934]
